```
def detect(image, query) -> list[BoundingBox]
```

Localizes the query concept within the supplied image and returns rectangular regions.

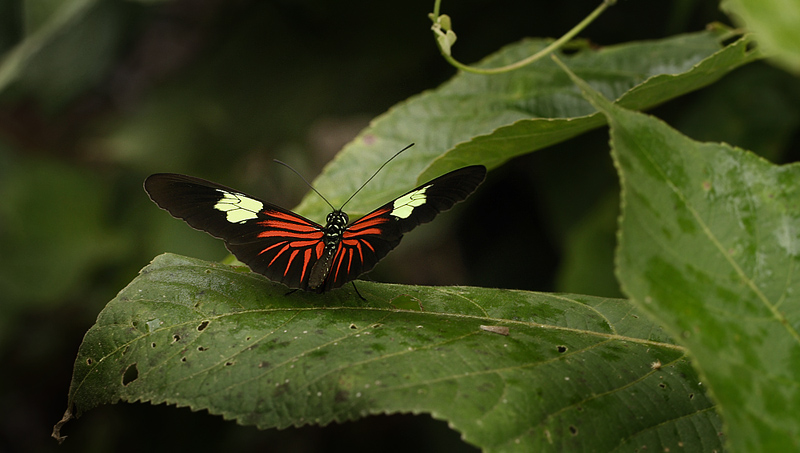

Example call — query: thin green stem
[432,0,441,20]
[431,0,616,75]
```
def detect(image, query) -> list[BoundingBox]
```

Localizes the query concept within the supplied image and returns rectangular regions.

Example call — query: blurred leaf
[721,0,800,74]
[562,59,800,451]
[58,253,723,451]
[0,0,125,111]
[295,28,760,222]
[0,157,128,305]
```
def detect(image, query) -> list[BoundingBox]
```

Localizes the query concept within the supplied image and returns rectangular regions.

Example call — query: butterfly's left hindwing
[145,165,486,293]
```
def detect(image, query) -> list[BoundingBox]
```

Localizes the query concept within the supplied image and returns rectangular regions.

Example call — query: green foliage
[61,253,721,451]
[54,22,795,451]
[1,1,798,451]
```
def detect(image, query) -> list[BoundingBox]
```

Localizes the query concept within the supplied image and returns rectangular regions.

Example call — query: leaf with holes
[560,59,800,451]
[55,253,723,451]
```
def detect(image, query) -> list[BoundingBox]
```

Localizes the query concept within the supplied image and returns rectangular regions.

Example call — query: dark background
[1,0,798,451]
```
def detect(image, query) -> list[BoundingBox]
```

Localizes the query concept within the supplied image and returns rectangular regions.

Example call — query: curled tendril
[429,0,617,75]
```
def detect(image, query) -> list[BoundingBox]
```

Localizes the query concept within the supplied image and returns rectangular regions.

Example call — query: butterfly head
[326,210,349,226]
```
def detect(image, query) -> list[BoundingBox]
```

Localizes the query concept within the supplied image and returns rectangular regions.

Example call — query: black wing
[144,173,327,290]
[318,165,487,291]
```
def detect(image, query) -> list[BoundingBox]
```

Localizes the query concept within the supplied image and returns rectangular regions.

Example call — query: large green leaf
[56,253,722,451]
[294,27,759,222]
[559,58,800,451]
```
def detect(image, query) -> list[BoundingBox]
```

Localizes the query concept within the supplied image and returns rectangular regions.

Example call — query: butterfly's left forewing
[144,173,325,290]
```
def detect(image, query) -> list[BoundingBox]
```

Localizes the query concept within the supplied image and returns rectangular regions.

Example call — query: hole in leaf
[225,361,234,366]
[335,390,349,402]
[689,393,695,399]
[151,342,157,348]
[349,323,357,329]
[557,345,567,353]
[181,357,187,362]
[569,425,578,436]
[197,320,210,331]
[122,363,139,386]
[197,346,208,352]
[560,46,581,56]
[720,34,741,47]
[172,334,181,342]
[659,383,667,389]
[86,358,93,365]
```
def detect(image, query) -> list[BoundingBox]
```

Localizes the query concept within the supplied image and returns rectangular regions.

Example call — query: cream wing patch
[214,189,263,223]
[391,184,432,219]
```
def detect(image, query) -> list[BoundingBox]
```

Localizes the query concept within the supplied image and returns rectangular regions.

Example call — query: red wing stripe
[345,208,391,239]
[259,240,290,255]
[258,230,324,239]
[285,249,300,276]
[348,217,389,230]
[259,219,321,232]
[258,239,321,256]
[343,227,382,238]
[342,239,365,263]
[352,206,390,223]
[267,210,316,223]
[332,243,345,282]
[361,239,376,253]
[268,243,292,266]
[300,248,313,281]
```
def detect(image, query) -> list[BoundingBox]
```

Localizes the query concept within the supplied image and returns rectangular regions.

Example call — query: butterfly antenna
[339,143,415,210]
[273,159,336,211]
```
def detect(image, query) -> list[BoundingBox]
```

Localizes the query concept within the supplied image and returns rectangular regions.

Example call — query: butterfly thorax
[322,211,349,245]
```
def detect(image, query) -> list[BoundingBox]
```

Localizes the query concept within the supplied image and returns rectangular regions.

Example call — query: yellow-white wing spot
[213,190,263,224]
[391,184,432,219]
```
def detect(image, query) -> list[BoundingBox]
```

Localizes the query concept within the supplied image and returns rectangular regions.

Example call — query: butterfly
[144,156,485,294]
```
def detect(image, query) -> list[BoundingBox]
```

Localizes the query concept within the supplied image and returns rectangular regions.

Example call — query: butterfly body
[145,165,486,293]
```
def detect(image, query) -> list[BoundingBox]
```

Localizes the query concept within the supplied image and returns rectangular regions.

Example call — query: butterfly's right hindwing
[144,173,325,290]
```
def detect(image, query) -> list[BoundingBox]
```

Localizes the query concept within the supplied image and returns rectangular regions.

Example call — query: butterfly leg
[351,282,366,301]
[283,288,299,297]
